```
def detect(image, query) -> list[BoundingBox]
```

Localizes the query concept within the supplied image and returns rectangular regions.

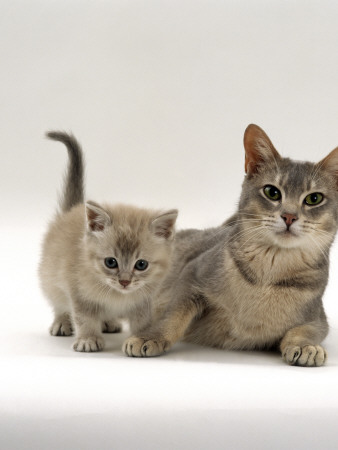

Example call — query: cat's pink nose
[281,213,298,227]
[119,279,131,288]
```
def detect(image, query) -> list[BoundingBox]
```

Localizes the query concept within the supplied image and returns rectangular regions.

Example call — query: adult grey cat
[124,124,338,366]
[39,132,177,352]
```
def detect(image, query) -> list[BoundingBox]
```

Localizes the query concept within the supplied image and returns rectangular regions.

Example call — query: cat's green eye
[263,185,282,201]
[134,259,149,271]
[304,193,323,206]
[104,257,118,269]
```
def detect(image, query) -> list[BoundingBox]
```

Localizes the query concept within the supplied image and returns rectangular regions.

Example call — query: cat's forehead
[277,160,315,194]
[262,159,322,194]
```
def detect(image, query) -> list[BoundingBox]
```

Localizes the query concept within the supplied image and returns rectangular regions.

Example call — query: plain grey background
[1,1,338,449]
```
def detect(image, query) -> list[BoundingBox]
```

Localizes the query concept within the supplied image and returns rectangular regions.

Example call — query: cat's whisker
[224,225,266,246]
[224,219,270,227]
[228,225,268,251]
[237,211,264,217]
[307,234,329,262]
[314,232,333,249]
[236,227,268,252]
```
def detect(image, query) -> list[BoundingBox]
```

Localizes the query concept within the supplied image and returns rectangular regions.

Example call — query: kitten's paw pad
[73,336,104,352]
[123,336,170,357]
[283,345,327,367]
[102,320,122,334]
[49,320,73,336]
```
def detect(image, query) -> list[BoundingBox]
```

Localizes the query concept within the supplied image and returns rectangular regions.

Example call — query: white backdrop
[1,1,338,449]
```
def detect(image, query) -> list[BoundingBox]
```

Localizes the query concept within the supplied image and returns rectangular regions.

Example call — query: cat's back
[161,224,232,285]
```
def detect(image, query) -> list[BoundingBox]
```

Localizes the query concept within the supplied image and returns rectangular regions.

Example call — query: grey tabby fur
[39,132,178,352]
[124,124,338,366]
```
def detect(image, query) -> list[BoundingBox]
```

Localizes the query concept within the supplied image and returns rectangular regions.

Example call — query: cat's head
[84,201,178,295]
[238,124,338,250]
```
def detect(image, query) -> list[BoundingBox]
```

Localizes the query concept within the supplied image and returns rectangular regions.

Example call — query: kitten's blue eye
[134,260,148,271]
[264,185,281,201]
[104,257,118,269]
[304,193,323,206]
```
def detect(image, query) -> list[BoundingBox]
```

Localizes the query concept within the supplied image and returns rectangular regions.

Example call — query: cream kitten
[39,132,177,352]
[124,125,338,366]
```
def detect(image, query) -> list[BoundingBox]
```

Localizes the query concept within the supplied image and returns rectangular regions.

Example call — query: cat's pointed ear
[151,209,178,240]
[243,124,281,175]
[317,147,338,189]
[86,201,111,232]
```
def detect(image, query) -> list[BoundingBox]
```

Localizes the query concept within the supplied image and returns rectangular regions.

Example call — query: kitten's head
[84,202,178,295]
[238,124,338,250]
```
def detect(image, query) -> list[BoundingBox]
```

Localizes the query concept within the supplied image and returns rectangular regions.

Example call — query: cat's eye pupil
[134,259,149,271]
[104,257,118,269]
[263,185,281,201]
[305,193,323,206]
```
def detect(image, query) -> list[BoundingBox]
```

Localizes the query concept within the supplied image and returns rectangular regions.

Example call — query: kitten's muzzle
[119,279,131,288]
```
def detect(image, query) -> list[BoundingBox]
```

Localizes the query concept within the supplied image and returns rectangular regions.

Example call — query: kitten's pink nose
[281,213,298,227]
[119,279,131,288]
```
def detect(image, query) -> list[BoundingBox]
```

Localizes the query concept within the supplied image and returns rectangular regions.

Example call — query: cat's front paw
[123,336,170,357]
[73,336,104,352]
[283,345,327,367]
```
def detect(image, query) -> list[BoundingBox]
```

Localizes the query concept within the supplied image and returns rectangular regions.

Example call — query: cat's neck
[229,234,328,284]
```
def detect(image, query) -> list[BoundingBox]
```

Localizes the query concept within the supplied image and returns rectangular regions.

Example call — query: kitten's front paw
[123,336,170,357]
[50,318,73,336]
[73,336,104,352]
[283,345,327,367]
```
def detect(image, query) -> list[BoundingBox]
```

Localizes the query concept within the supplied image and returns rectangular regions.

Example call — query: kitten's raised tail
[46,131,85,213]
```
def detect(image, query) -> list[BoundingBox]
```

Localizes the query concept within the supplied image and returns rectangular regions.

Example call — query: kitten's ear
[243,124,281,175]
[317,147,338,189]
[151,209,178,240]
[85,201,111,232]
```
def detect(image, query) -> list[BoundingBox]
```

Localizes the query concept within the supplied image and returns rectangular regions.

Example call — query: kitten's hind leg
[50,312,73,336]
[102,319,122,333]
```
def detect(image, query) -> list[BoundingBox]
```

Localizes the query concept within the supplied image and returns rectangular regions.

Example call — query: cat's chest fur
[197,242,327,349]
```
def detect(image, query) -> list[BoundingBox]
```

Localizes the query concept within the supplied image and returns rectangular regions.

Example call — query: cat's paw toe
[123,336,169,357]
[283,345,326,367]
[123,336,145,357]
[298,345,327,367]
[141,338,169,357]
[102,319,122,333]
[49,320,73,336]
[73,336,104,352]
